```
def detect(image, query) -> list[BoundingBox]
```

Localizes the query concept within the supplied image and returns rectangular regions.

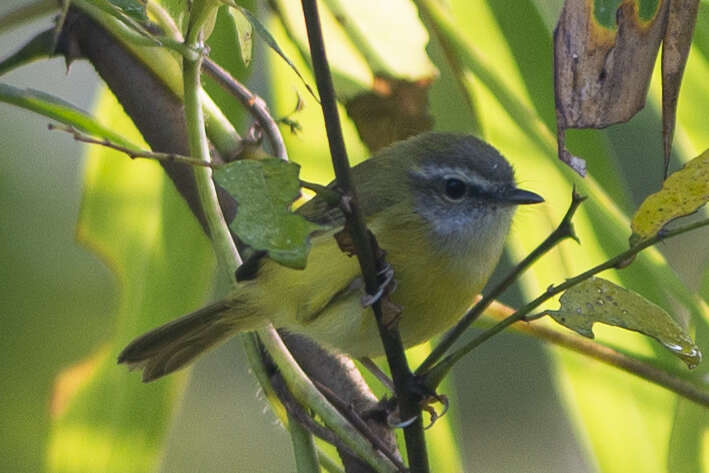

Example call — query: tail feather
[118,301,237,382]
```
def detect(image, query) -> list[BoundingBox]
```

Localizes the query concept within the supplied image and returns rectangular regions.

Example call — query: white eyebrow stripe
[410,164,496,192]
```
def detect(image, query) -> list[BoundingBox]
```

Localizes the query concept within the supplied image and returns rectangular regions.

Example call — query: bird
[118,132,543,382]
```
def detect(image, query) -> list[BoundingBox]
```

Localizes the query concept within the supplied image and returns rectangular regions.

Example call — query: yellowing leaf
[546,277,702,368]
[631,148,709,242]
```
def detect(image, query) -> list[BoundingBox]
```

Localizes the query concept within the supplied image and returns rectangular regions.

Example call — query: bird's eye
[444,178,467,201]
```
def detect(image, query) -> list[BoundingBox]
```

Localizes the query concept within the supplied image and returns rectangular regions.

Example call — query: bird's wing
[237,157,399,280]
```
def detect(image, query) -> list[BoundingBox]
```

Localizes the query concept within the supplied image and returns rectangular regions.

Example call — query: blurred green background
[2,0,707,472]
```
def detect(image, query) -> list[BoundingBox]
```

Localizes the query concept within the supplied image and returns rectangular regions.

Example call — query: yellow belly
[237,210,497,358]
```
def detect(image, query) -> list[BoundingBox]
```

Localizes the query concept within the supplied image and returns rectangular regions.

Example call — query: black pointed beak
[504,188,544,205]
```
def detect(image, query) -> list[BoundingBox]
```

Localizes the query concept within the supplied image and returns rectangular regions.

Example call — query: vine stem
[182,12,241,279]
[300,0,429,471]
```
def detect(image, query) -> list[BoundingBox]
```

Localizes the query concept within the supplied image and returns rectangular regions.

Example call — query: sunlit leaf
[320,0,437,80]
[224,6,253,66]
[214,158,321,269]
[545,277,701,368]
[630,148,709,243]
[273,0,437,150]
[0,83,136,148]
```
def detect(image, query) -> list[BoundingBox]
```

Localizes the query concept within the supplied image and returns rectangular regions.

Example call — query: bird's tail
[118,300,254,382]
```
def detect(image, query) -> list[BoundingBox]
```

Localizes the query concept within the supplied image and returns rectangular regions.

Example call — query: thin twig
[416,188,586,375]
[300,1,429,471]
[202,58,288,160]
[48,123,214,167]
[423,216,709,391]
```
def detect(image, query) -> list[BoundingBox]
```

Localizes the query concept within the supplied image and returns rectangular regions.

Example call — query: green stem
[182,42,240,279]
[423,217,709,390]
[289,413,320,473]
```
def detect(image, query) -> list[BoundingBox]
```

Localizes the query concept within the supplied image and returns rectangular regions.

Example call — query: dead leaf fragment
[661,0,700,177]
[554,0,675,175]
[346,77,434,152]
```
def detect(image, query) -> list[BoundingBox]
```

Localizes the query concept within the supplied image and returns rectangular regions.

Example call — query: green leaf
[630,148,709,243]
[224,6,253,67]
[545,277,702,368]
[0,83,137,148]
[214,158,321,269]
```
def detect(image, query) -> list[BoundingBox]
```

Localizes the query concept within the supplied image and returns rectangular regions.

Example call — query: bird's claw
[421,393,449,429]
[360,263,396,307]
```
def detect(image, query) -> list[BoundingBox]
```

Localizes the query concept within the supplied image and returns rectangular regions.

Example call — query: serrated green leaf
[224,6,253,67]
[214,158,321,269]
[546,277,702,368]
[630,148,709,244]
[0,83,137,148]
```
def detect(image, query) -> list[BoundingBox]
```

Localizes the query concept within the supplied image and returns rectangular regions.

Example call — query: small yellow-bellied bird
[118,132,543,381]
